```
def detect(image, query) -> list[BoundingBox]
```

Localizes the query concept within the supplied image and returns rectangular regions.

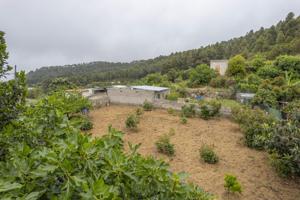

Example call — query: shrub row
[232,106,300,176]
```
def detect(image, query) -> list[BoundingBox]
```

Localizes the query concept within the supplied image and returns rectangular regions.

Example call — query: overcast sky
[1,0,300,72]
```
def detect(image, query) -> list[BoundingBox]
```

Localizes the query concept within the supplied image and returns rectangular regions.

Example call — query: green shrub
[274,55,300,74]
[224,174,242,194]
[136,107,144,116]
[143,101,154,111]
[283,100,300,123]
[232,107,275,149]
[155,134,175,156]
[176,87,188,98]
[237,83,258,93]
[181,104,196,118]
[167,107,176,115]
[188,64,216,87]
[200,145,219,164]
[227,55,246,77]
[166,92,179,101]
[209,76,226,88]
[251,88,277,107]
[257,65,281,79]
[46,91,92,118]
[81,119,93,130]
[27,87,42,99]
[199,100,221,120]
[180,116,188,124]
[70,115,93,131]
[125,114,139,129]
[268,122,300,176]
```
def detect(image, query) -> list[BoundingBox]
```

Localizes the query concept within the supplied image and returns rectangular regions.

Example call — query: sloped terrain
[90,105,300,200]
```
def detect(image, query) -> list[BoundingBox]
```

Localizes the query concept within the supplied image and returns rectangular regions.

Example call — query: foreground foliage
[0,96,212,199]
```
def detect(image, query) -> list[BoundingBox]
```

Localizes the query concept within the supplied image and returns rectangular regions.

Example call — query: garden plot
[90,105,300,200]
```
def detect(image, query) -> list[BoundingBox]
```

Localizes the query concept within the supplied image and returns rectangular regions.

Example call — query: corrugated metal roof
[131,85,169,92]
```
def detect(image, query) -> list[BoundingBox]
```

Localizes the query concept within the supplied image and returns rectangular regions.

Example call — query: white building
[107,85,170,105]
[210,60,228,76]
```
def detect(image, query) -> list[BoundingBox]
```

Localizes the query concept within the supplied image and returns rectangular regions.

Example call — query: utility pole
[14,65,17,79]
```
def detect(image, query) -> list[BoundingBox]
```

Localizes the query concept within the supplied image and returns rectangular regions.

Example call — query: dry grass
[90,105,300,200]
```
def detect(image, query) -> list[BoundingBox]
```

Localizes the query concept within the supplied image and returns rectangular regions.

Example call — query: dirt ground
[90,105,300,200]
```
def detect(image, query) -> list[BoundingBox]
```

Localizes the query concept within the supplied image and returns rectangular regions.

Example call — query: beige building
[210,60,228,75]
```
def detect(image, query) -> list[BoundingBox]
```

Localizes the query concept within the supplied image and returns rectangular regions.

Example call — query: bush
[167,107,176,115]
[268,122,300,176]
[249,54,266,72]
[232,107,275,149]
[224,174,242,194]
[227,55,246,77]
[27,87,42,99]
[200,145,219,164]
[46,91,92,118]
[181,104,196,118]
[283,100,300,123]
[136,107,144,116]
[251,88,277,108]
[237,83,258,93]
[180,116,187,124]
[143,101,154,111]
[257,65,281,79]
[155,134,175,156]
[125,114,139,129]
[70,115,93,131]
[209,76,226,88]
[188,64,216,87]
[198,100,221,120]
[274,55,300,74]
[166,92,179,101]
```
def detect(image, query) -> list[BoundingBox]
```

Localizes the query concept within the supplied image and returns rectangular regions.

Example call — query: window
[157,93,160,99]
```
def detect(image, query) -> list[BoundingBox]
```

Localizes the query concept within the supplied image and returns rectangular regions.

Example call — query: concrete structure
[236,93,255,104]
[107,85,170,105]
[210,60,228,75]
[81,88,107,98]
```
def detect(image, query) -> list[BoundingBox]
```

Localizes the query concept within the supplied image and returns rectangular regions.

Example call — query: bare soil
[90,105,300,200]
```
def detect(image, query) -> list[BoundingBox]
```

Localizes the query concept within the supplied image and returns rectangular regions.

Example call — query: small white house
[210,60,228,76]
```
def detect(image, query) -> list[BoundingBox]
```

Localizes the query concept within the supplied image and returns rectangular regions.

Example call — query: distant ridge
[27,12,300,86]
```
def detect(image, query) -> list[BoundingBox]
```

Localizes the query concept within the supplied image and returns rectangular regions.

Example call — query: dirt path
[90,105,300,200]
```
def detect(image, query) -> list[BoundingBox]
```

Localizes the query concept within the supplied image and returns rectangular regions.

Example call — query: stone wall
[107,87,155,105]
[153,99,185,110]
[88,94,110,108]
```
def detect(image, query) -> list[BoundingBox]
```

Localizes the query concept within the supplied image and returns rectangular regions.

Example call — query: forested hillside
[27,12,300,86]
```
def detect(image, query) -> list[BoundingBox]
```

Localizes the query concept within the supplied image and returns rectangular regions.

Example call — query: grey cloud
[0,0,300,72]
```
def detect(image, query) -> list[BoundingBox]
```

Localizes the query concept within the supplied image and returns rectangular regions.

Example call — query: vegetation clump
[181,104,196,118]
[180,116,188,124]
[188,64,216,87]
[268,122,300,176]
[70,115,93,131]
[155,134,175,156]
[198,100,221,120]
[232,107,275,149]
[143,101,154,111]
[224,174,242,194]
[200,145,219,164]
[125,114,139,130]
[135,107,144,116]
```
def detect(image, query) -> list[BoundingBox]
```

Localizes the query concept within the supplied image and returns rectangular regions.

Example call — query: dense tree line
[27,12,300,86]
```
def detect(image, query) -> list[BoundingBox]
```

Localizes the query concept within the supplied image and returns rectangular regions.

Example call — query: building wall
[107,87,156,105]
[210,60,228,75]
[88,94,109,108]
